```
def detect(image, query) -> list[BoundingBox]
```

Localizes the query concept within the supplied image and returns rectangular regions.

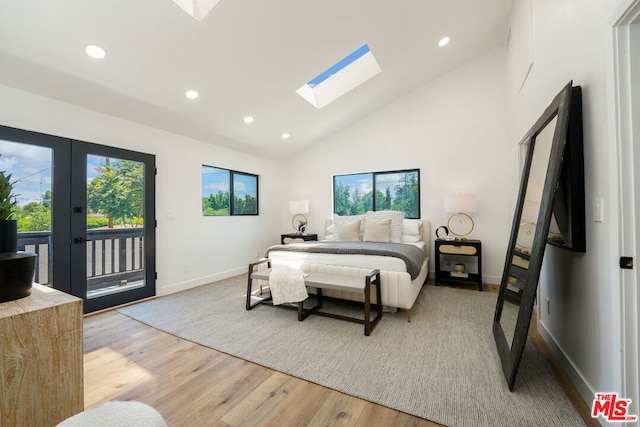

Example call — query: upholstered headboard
[323,215,431,259]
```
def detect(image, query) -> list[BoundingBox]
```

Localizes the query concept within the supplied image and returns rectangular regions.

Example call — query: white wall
[0,84,284,296]
[286,47,513,284]
[506,0,629,412]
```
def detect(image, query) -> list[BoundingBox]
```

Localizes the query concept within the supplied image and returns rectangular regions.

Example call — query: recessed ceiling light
[438,37,450,47]
[85,44,106,59]
[281,133,290,140]
[243,116,254,124]
[185,90,199,100]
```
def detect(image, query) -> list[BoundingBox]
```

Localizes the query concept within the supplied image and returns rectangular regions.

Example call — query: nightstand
[281,233,318,244]
[435,239,482,291]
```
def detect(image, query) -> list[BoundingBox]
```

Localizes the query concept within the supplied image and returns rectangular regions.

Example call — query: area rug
[118,276,584,427]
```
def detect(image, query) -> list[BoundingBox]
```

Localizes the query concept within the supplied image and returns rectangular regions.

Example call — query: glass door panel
[0,139,53,285]
[71,142,155,313]
[85,154,146,299]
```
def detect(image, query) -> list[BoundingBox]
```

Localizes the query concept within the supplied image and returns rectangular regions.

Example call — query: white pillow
[401,235,421,243]
[324,219,336,240]
[333,214,365,239]
[365,211,404,243]
[363,218,392,242]
[402,218,423,243]
[334,220,362,241]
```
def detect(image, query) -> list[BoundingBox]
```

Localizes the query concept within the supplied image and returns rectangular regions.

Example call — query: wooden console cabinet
[1,284,84,426]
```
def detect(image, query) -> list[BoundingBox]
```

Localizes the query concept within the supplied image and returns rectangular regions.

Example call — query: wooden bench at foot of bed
[246,258,382,336]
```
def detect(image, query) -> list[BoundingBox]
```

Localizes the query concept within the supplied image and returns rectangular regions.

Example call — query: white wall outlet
[594,197,604,223]
[182,263,190,273]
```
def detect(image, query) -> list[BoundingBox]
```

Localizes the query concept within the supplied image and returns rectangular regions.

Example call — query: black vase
[0,219,17,253]
[0,219,36,303]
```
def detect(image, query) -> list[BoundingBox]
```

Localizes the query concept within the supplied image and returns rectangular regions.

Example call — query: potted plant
[0,169,37,303]
[0,170,18,252]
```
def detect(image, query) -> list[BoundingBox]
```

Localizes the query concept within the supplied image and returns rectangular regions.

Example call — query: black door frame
[0,125,72,293]
[71,141,156,313]
[0,124,156,312]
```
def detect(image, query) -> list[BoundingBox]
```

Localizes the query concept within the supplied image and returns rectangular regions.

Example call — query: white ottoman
[56,401,167,427]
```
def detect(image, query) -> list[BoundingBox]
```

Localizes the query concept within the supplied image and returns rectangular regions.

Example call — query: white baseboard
[482,274,502,285]
[157,266,246,296]
[537,318,595,409]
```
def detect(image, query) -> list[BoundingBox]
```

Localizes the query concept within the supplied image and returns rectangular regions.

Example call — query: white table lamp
[289,200,309,234]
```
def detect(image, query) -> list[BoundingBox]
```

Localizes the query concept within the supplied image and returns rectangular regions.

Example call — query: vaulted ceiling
[0,0,513,159]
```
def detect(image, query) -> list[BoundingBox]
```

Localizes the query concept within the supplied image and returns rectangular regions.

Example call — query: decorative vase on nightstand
[0,171,36,303]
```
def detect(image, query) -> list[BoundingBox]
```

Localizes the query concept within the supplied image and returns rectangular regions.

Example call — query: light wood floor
[83,281,599,427]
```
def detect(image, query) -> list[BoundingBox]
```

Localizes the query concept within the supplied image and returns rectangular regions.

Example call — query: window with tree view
[202,165,258,216]
[334,169,420,218]
[87,156,144,228]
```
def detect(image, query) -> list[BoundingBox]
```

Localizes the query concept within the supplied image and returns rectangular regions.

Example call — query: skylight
[296,43,382,109]
[171,0,221,22]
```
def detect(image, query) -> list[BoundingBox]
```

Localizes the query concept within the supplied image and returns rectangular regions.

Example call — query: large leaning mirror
[493,82,574,391]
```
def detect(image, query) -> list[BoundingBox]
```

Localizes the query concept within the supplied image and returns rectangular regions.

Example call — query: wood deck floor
[82,281,599,426]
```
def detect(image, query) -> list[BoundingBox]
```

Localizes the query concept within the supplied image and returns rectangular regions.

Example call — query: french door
[71,141,155,313]
[0,125,156,313]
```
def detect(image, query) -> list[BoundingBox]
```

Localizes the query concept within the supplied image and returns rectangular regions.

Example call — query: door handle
[73,237,93,244]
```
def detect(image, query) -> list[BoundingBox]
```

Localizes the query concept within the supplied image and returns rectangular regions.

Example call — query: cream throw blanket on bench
[269,266,308,305]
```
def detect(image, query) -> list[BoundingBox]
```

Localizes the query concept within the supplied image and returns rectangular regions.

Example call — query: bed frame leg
[403,308,411,322]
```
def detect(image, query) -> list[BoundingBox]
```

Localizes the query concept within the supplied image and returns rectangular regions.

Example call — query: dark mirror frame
[493,82,574,391]
[548,86,586,252]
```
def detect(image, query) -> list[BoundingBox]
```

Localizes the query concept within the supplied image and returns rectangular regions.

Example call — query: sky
[0,139,117,207]
[0,139,52,206]
[335,173,373,198]
[201,165,257,200]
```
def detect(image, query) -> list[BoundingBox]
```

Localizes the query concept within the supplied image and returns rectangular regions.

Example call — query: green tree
[392,173,418,218]
[375,187,392,210]
[42,190,52,209]
[334,182,352,216]
[87,160,144,227]
[234,194,257,214]
[16,203,51,231]
[202,191,230,216]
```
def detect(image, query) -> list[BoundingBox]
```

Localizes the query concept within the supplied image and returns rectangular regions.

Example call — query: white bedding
[264,219,431,316]
[268,241,426,273]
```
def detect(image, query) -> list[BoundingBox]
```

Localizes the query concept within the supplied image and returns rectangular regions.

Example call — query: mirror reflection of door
[499,115,557,349]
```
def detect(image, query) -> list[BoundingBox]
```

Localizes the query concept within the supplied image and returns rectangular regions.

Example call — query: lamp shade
[289,200,309,214]
[445,194,478,213]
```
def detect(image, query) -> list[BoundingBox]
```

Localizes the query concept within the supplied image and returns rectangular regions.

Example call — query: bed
[264,212,431,321]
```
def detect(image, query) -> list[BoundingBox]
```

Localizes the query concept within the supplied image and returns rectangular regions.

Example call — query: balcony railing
[18,228,145,295]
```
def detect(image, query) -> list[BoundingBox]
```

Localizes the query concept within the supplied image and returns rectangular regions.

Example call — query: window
[202,165,258,216]
[333,169,420,218]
